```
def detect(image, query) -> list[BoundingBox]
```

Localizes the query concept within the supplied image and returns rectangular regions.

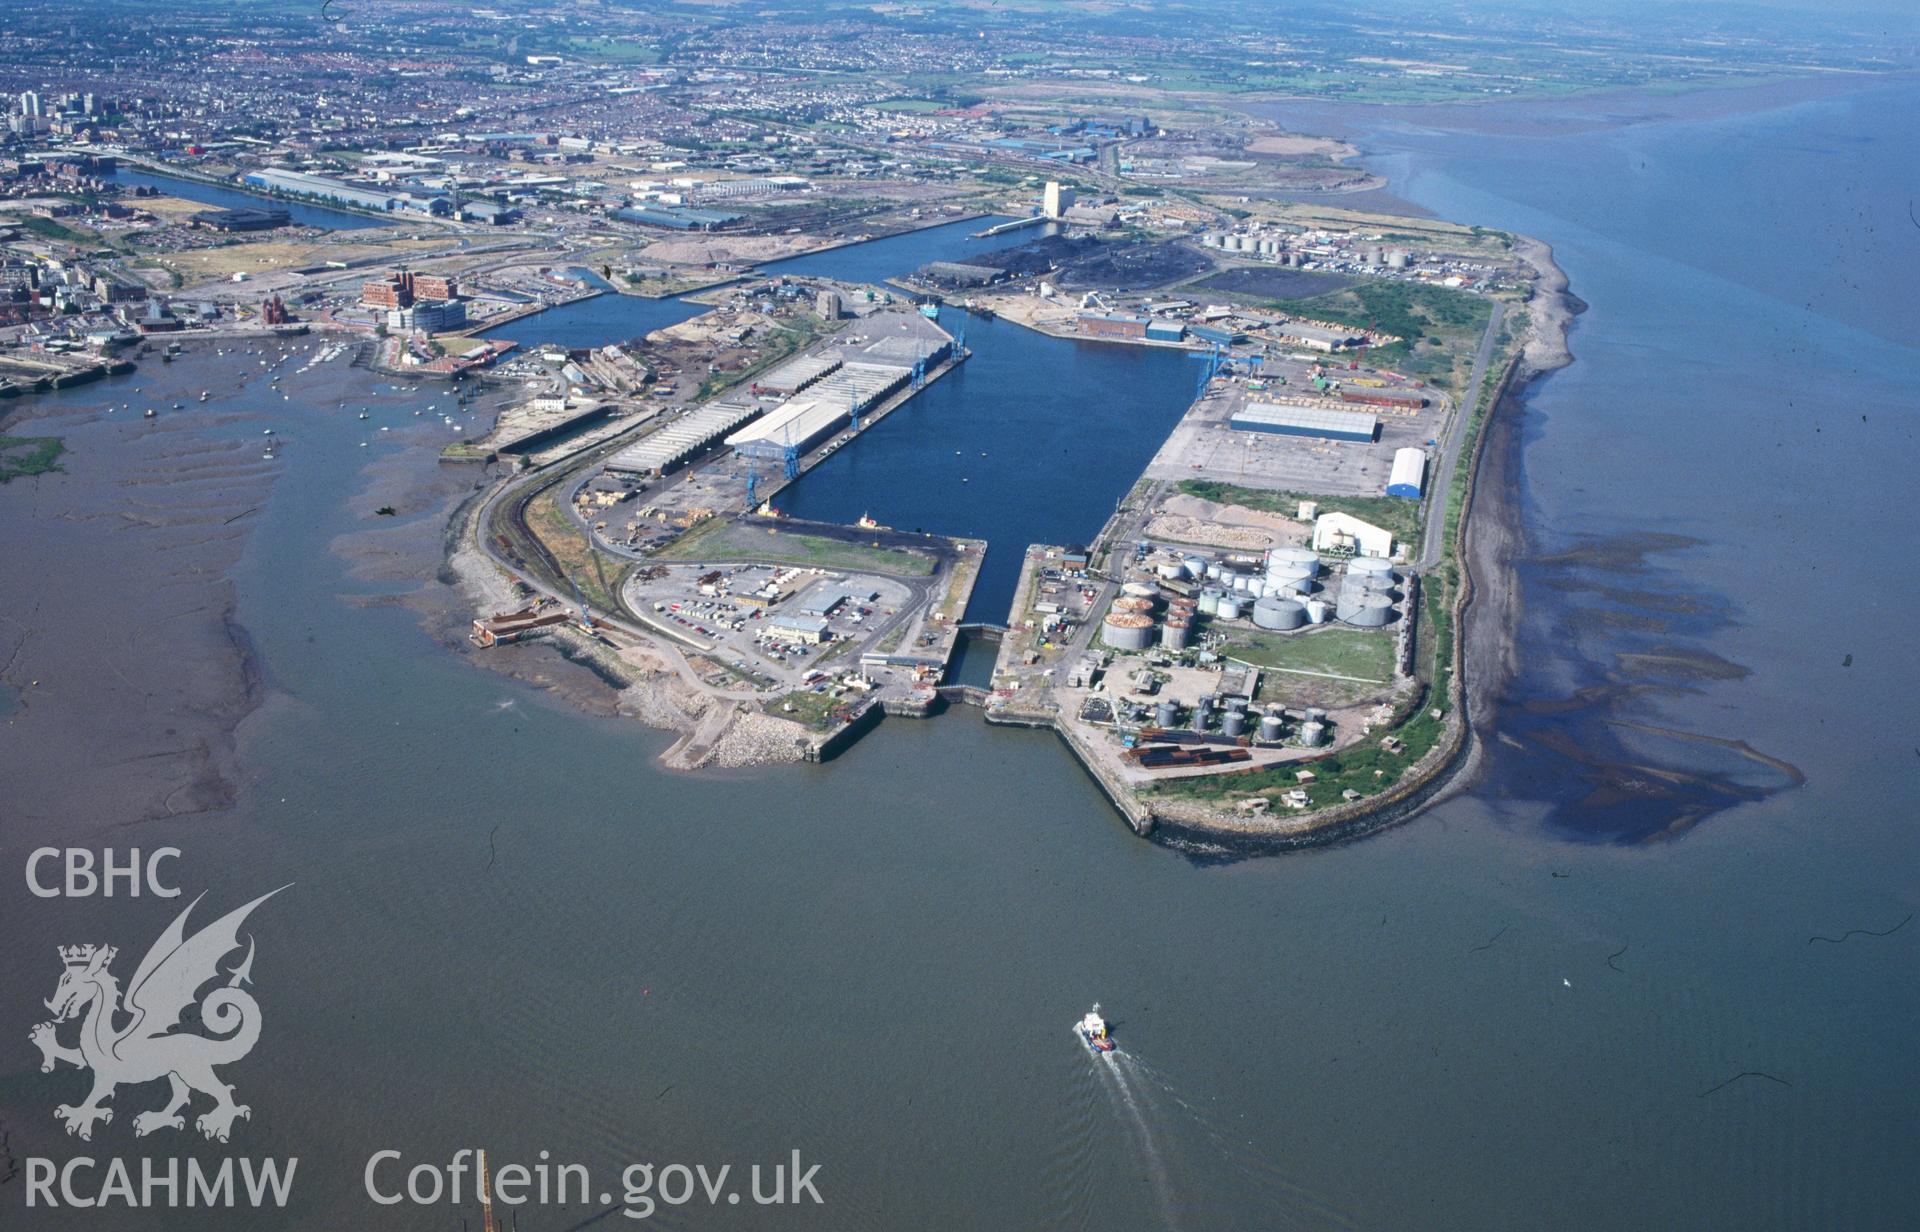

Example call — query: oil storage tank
[1102,612,1155,650]
[1216,595,1245,621]
[1161,617,1192,650]
[1265,546,1319,578]
[1197,588,1223,616]
[1347,555,1394,586]
[1344,593,1395,628]
[1156,700,1180,728]
[1223,709,1247,738]
[1252,596,1307,630]
[1259,712,1285,742]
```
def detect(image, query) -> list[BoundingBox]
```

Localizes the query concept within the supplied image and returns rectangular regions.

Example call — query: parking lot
[1142,357,1447,498]
[623,562,916,687]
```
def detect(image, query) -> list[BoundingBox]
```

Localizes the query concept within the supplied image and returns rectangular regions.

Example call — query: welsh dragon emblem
[29,887,287,1143]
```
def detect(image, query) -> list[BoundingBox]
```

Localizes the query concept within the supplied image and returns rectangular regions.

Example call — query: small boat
[199,391,210,402]
[143,407,156,419]
[357,412,369,420]
[918,302,941,320]
[1076,1007,1115,1054]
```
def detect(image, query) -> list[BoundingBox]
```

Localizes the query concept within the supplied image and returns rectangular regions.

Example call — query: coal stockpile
[984,234,1211,289]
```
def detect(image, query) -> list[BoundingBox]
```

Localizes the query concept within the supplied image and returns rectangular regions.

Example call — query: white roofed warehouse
[1229,402,1380,444]
[1387,447,1427,499]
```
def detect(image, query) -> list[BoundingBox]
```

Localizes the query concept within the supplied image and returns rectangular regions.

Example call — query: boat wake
[1069,1041,1358,1232]
[1094,1048,1183,1231]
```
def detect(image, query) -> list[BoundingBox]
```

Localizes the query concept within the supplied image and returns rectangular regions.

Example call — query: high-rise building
[1043,181,1075,220]
[19,91,43,118]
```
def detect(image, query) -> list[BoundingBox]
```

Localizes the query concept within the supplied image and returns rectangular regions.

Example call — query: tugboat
[1075,1006,1115,1054]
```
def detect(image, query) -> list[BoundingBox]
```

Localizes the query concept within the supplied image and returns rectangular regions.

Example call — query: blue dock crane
[782,421,801,481]
[1189,341,1225,396]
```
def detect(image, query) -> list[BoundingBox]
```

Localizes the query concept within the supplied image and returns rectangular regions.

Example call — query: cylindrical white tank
[1259,713,1284,742]
[1183,555,1208,580]
[1347,555,1394,583]
[1305,599,1330,624]
[1268,572,1312,596]
[1298,720,1327,747]
[1344,593,1394,627]
[1197,588,1221,616]
[1157,563,1184,581]
[1122,581,1158,600]
[1216,595,1244,621]
[1252,596,1307,630]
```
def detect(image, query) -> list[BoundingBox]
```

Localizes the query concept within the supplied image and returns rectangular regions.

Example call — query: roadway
[1418,302,1505,569]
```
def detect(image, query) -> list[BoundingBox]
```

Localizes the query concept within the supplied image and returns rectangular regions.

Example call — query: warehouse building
[242,168,397,213]
[727,362,912,462]
[612,205,740,231]
[190,206,290,232]
[1387,448,1427,499]
[1078,311,1150,340]
[606,399,763,476]
[1229,402,1380,443]
[1146,319,1186,342]
[752,352,841,397]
